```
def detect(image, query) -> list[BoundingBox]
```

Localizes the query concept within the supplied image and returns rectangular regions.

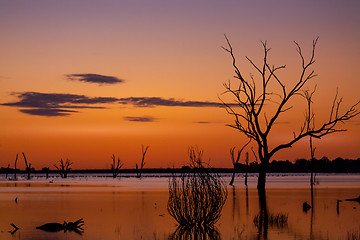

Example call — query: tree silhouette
[229,139,250,186]
[110,154,124,178]
[54,158,73,178]
[136,145,149,178]
[22,152,32,180]
[222,36,359,190]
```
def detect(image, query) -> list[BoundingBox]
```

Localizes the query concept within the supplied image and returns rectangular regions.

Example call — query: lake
[0,173,359,239]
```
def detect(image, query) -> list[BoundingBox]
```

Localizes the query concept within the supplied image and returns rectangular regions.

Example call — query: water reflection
[1,178,360,240]
[256,189,268,239]
[231,186,241,222]
[169,225,221,240]
[310,185,315,240]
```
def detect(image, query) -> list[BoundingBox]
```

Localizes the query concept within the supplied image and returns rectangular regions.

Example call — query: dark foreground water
[0,173,359,240]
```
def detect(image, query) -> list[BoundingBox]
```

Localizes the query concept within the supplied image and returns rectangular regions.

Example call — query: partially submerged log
[344,195,360,203]
[36,218,84,234]
[9,223,19,234]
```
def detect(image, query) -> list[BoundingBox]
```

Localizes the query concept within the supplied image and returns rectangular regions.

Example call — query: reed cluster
[167,146,227,228]
[253,213,288,229]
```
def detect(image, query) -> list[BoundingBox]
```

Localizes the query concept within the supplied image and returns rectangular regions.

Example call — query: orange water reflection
[0,184,359,239]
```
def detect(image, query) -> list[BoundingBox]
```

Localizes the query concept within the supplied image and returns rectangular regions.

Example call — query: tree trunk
[257,161,267,190]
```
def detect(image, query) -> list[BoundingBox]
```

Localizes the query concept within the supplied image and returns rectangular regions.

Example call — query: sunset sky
[1,0,359,169]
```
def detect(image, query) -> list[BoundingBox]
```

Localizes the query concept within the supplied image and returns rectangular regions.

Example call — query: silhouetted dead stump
[303,201,312,212]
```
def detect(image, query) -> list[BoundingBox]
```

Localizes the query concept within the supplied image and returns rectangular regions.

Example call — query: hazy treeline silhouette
[1,157,359,174]
[222,157,360,173]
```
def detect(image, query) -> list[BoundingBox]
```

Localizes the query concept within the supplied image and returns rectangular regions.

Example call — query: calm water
[0,173,359,240]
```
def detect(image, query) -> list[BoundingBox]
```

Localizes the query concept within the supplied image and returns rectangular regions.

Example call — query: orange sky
[0,1,359,169]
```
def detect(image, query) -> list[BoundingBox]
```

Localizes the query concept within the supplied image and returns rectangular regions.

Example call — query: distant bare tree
[110,154,124,178]
[303,87,317,187]
[244,152,249,187]
[22,152,32,180]
[42,167,50,179]
[54,158,73,178]
[14,153,18,180]
[5,164,10,179]
[136,145,149,178]
[229,139,250,186]
[222,36,359,190]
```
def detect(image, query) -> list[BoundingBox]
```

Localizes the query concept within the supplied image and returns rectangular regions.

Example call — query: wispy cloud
[20,108,77,117]
[1,91,234,117]
[118,97,224,107]
[2,92,117,117]
[123,116,157,122]
[66,73,124,85]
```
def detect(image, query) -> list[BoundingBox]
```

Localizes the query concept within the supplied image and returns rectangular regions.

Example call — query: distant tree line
[1,156,359,174]
[231,157,360,173]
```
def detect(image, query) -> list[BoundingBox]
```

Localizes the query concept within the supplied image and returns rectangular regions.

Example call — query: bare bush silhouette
[221,36,359,190]
[54,158,73,178]
[110,154,124,178]
[136,145,149,178]
[167,146,228,229]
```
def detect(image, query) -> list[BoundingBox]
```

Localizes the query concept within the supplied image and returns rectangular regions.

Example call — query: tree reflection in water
[253,189,289,239]
[257,188,269,239]
[169,225,221,240]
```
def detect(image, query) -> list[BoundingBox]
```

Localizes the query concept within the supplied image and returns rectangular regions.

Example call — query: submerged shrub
[167,146,228,228]
[347,227,360,240]
[253,213,288,229]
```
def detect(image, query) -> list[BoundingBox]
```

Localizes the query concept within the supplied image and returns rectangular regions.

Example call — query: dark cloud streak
[20,108,77,117]
[123,116,157,122]
[66,73,124,85]
[1,91,236,117]
[118,97,225,107]
[2,92,118,117]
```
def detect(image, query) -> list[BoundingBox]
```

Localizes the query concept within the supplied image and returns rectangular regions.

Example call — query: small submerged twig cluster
[253,213,288,229]
[347,227,360,240]
[167,146,228,229]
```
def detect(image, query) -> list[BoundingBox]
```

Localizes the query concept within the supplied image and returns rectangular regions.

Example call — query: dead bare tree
[303,87,317,187]
[54,158,73,178]
[5,164,10,179]
[229,139,250,186]
[110,154,124,178]
[222,36,359,190]
[22,152,32,180]
[14,153,18,180]
[136,145,149,178]
[244,152,249,187]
